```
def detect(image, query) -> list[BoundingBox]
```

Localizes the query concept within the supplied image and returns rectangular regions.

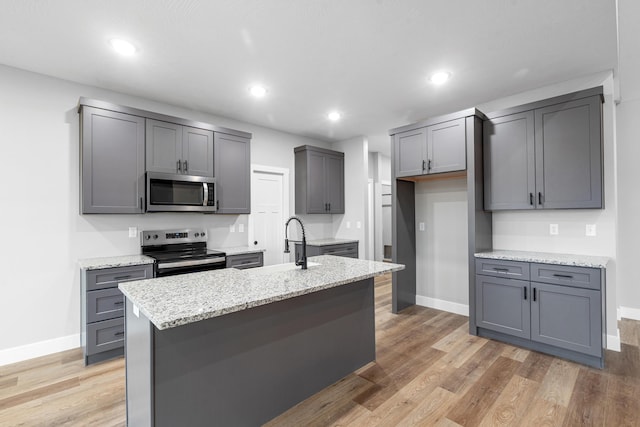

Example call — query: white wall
[615,0,640,320]
[331,136,369,258]
[0,64,335,364]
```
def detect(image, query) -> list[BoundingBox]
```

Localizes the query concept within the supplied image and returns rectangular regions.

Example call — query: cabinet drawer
[86,264,153,291]
[86,318,125,356]
[475,258,530,280]
[227,252,264,269]
[320,243,358,258]
[530,263,601,290]
[87,288,124,323]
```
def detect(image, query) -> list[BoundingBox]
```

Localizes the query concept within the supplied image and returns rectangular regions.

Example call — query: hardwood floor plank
[445,356,522,427]
[604,343,640,379]
[500,345,530,362]
[0,377,18,390]
[0,377,80,411]
[620,318,640,347]
[477,375,540,427]
[518,397,567,427]
[563,368,609,426]
[604,375,640,427]
[516,350,553,383]
[438,339,505,395]
[396,386,460,426]
[536,359,580,407]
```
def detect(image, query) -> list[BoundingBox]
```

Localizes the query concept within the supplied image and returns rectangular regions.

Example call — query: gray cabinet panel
[214,133,251,213]
[86,317,125,356]
[146,119,183,174]
[483,111,535,210]
[476,275,530,339]
[226,252,263,269]
[87,288,124,323]
[475,258,530,280]
[535,97,603,209]
[394,128,426,177]
[183,126,214,177]
[427,118,466,174]
[80,107,145,214]
[531,282,601,357]
[86,265,153,291]
[530,263,600,290]
[296,242,358,260]
[295,146,345,214]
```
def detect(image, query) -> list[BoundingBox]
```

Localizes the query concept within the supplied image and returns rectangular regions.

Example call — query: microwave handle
[203,183,209,207]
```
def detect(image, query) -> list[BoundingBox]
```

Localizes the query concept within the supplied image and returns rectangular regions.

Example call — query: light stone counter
[306,238,359,246]
[119,255,403,330]
[474,250,609,268]
[215,246,266,256]
[78,255,155,270]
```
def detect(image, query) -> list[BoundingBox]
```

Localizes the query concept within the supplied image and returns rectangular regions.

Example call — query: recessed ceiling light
[429,71,451,85]
[109,38,137,56]
[327,111,341,121]
[249,85,267,98]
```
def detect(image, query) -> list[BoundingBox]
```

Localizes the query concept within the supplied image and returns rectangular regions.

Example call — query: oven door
[155,256,226,276]
[146,172,216,212]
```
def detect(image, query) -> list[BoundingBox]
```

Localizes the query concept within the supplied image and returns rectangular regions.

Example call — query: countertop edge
[474,250,609,268]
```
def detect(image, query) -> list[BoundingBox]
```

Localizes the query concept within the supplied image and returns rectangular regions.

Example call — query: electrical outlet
[229,224,235,233]
[346,221,351,229]
[549,224,559,235]
[128,227,137,238]
[419,222,425,231]
[356,221,361,229]
[586,224,597,237]
[238,223,244,233]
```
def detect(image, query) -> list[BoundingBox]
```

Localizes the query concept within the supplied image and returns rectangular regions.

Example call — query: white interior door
[250,166,289,266]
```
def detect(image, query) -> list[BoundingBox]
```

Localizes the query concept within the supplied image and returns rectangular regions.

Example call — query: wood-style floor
[1,274,639,426]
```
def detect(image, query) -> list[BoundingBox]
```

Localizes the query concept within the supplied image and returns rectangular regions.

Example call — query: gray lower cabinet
[295,145,345,214]
[226,252,263,269]
[475,258,604,367]
[81,264,153,365]
[214,133,251,213]
[295,242,358,261]
[394,118,466,178]
[80,106,145,214]
[484,87,603,210]
[146,119,214,177]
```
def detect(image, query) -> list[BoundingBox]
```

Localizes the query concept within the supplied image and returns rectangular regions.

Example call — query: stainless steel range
[141,228,226,277]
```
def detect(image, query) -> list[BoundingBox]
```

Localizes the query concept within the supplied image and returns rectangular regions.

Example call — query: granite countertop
[119,255,404,330]
[474,250,609,268]
[78,255,155,270]
[216,246,266,256]
[304,238,359,246]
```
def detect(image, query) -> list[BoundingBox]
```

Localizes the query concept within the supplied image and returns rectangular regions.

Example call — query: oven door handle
[203,183,209,207]
[157,257,226,269]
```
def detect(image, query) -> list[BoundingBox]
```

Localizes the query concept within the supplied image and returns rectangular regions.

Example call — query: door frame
[248,164,290,264]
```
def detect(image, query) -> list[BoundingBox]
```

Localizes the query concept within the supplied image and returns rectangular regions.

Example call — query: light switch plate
[356,221,361,229]
[549,224,559,235]
[128,227,137,238]
[346,221,351,229]
[229,224,235,233]
[238,223,244,233]
[586,224,596,236]
[419,222,425,231]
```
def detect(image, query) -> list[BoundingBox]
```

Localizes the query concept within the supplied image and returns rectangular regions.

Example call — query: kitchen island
[119,255,404,427]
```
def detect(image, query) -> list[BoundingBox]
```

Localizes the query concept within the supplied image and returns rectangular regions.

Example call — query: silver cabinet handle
[177,160,182,173]
[184,160,188,172]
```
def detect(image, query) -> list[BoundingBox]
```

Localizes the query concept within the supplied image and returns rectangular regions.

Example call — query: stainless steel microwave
[146,172,216,212]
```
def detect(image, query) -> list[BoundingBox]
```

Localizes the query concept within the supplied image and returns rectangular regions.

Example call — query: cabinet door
[306,151,329,213]
[535,96,603,209]
[483,111,536,210]
[531,282,601,356]
[476,275,530,339]
[394,128,426,177]
[81,107,145,214]
[427,118,466,174]
[325,154,345,213]
[183,126,214,177]
[146,119,183,174]
[214,133,250,213]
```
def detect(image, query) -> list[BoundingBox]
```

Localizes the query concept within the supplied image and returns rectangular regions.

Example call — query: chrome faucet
[283,216,307,270]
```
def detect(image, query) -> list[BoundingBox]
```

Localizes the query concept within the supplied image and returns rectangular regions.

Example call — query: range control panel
[141,229,208,246]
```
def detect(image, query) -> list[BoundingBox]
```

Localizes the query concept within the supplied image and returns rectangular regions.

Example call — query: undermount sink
[245,262,321,275]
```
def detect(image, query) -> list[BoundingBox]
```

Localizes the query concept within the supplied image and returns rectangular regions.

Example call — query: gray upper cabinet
[146,119,214,177]
[484,88,603,211]
[80,106,145,214]
[214,133,251,214]
[394,118,466,178]
[295,145,345,214]
[484,111,536,210]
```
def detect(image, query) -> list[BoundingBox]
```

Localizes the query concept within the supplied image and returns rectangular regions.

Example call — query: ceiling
[0,0,618,155]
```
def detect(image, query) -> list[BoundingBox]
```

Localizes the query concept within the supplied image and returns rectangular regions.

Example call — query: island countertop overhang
[119,255,404,330]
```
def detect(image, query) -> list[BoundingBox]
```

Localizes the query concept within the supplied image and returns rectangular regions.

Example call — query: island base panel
[125,278,375,427]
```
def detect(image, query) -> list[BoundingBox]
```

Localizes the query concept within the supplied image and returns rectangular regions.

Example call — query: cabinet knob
[254,241,258,245]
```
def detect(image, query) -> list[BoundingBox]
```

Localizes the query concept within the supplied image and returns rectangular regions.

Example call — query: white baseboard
[415,295,469,317]
[0,334,80,367]
[607,330,621,352]
[619,306,640,321]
